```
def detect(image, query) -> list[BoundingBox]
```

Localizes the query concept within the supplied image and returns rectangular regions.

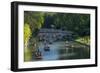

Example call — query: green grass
[75,36,90,45]
[24,48,32,62]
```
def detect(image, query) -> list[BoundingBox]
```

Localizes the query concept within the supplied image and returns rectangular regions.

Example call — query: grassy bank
[75,36,90,45]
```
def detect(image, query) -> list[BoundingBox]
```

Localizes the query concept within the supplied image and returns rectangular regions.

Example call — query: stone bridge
[38,28,73,41]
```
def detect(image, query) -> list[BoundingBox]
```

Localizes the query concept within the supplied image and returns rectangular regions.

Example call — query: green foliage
[75,36,90,45]
[24,11,44,31]
[52,13,90,36]
[24,23,32,44]
[24,48,32,61]
[24,24,32,62]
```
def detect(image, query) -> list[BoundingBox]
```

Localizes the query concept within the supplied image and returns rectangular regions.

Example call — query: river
[32,40,90,61]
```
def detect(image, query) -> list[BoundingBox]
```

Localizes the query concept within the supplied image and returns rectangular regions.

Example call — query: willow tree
[24,11,44,32]
[24,23,32,49]
[24,23,32,61]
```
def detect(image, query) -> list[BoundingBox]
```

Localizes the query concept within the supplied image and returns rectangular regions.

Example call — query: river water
[32,41,90,61]
[38,42,62,60]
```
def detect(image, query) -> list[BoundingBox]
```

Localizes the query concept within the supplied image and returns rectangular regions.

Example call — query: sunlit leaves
[24,11,44,31]
[24,23,32,44]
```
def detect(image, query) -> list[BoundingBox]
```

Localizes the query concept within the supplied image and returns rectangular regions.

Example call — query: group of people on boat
[34,39,51,59]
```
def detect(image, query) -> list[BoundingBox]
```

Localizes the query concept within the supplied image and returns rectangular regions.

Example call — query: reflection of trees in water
[30,39,90,61]
[58,41,90,60]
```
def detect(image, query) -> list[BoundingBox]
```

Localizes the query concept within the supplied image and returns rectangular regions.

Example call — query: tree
[52,13,90,36]
[24,11,44,32]
[24,23,32,49]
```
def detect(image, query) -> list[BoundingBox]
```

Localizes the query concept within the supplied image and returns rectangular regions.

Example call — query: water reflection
[32,40,90,61]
